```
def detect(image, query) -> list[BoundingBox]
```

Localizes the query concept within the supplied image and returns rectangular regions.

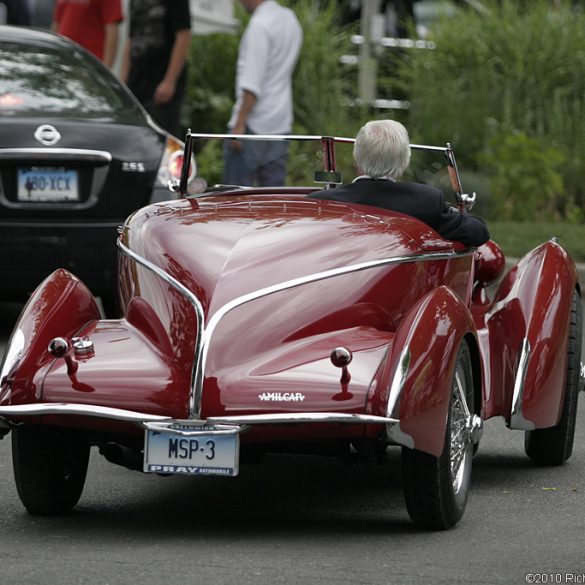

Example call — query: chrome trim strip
[0,404,397,432]
[0,327,24,391]
[386,346,415,448]
[188,133,448,153]
[141,413,396,435]
[190,132,355,143]
[205,413,398,425]
[117,239,205,402]
[118,238,474,419]
[386,346,410,418]
[0,148,112,162]
[0,403,173,423]
[509,338,535,430]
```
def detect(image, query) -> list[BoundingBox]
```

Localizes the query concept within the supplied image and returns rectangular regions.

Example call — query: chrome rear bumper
[0,403,397,437]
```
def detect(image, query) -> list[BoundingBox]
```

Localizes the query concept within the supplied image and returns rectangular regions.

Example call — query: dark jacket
[308,178,490,247]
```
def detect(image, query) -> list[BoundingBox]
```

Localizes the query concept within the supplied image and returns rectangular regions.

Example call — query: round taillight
[48,337,69,358]
[330,347,353,368]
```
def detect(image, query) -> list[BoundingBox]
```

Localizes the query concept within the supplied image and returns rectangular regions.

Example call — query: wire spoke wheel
[450,368,472,497]
[402,341,475,529]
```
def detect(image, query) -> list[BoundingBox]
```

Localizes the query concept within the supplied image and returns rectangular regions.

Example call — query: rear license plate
[17,167,79,202]
[144,425,239,476]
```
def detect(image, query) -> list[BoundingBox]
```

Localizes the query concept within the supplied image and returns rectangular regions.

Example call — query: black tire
[402,341,475,530]
[524,289,582,466]
[12,425,90,515]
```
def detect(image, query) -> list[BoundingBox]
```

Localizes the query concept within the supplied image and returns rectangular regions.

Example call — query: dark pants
[223,127,289,187]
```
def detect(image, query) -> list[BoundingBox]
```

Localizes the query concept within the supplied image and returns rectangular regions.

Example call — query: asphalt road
[1,300,584,585]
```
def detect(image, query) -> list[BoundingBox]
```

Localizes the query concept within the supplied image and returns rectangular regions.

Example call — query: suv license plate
[144,425,239,476]
[17,167,79,202]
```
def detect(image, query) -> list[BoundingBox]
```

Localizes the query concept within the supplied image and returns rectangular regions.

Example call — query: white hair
[353,120,411,179]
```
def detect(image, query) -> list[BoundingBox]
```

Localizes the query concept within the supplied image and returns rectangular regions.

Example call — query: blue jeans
[223,128,290,187]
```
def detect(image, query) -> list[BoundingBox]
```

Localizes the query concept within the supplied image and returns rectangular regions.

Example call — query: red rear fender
[373,286,477,456]
[0,269,101,405]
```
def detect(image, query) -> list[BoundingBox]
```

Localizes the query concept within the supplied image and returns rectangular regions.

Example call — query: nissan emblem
[34,124,61,146]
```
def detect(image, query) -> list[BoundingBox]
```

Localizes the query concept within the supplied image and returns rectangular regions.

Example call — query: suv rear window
[0,41,143,121]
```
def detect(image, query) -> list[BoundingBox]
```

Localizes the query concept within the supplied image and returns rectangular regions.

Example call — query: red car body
[0,135,581,529]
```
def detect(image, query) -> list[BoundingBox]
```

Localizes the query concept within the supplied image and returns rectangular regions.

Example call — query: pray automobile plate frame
[144,424,240,476]
[17,166,79,202]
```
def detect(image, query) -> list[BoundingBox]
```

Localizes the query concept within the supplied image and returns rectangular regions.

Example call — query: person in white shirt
[223,0,302,186]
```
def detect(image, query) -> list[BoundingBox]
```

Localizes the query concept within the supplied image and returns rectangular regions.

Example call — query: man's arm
[232,90,257,135]
[229,90,258,151]
[154,29,191,105]
[435,195,490,247]
[119,38,131,83]
[102,22,119,69]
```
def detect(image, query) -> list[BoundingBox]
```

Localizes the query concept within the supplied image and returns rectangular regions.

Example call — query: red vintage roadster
[0,133,581,529]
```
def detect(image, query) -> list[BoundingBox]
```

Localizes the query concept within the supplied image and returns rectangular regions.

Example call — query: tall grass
[398,0,585,218]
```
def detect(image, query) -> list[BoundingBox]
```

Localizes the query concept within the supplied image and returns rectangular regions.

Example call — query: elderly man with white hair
[309,120,490,247]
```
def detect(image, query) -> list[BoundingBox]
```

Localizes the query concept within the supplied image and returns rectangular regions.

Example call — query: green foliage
[478,131,565,221]
[489,221,585,262]
[282,0,355,135]
[397,0,585,219]
[193,140,225,185]
[184,31,239,135]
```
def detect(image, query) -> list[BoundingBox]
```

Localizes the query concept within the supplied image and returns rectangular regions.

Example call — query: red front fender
[506,241,579,429]
[377,286,477,457]
[0,269,101,406]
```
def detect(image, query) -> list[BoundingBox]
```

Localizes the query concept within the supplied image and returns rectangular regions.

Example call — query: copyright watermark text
[525,575,585,584]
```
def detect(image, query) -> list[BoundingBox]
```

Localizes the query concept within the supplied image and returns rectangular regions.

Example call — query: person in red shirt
[52,0,123,68]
